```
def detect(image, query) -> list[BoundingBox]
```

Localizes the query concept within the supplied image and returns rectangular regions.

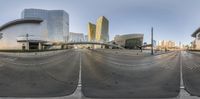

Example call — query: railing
[64,41,124,49]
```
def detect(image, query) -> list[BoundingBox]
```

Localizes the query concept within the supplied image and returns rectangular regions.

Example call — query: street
[0,49,200,99]
[81,49,180,98]
[0,50,80,97]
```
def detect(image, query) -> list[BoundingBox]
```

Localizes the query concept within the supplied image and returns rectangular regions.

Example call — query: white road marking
[180,51,184,89]
[78,51,82,87]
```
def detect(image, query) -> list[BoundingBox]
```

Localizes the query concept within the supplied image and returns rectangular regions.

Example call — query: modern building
[21,9,69,43]
[96,16,109,42]
[0,18,48,50]
[191,27,200,50]
[114,34,143,49]
[69,32,84,42]
[84,35,88,41]
[157,40,176,49]
[87,23,96,42]
[0,8,69,50]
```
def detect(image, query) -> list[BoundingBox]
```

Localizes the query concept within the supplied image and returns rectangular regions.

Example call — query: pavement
[81,49,180,98]
[0,49,199,99]
[0,50,68,58]
[0,49,80,97]
[181,51,200,97]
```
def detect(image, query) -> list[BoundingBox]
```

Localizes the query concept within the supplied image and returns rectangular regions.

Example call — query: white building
[84,35,88,42]
[0,9,69,50]
[69,32,84,42]
[157,40,176,49]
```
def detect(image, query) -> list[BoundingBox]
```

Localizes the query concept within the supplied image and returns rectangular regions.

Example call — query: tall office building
[69,32,84,42]
[87,22,96,42]
[0,8,69,50]
[157,40,176,49]
[96,16,109,42]
[21,9,69,43]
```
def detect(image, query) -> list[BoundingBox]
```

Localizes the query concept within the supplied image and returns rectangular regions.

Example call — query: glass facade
[87,23,96,42]
[96,16,109,42]
[125,38,142,49]
[21,9,69,43]
[114,34,143,49]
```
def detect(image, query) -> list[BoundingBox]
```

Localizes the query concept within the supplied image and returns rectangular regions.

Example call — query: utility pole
[0,33,3,40]
[151,27,154,55]
[25,33,29,51]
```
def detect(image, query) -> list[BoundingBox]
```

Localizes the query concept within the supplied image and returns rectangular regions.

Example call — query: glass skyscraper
[87,22,96,42]
[96,16,109,42]
[21,9,69,43]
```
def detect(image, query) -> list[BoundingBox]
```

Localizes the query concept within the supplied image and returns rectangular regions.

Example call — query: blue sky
[0,0,200,45]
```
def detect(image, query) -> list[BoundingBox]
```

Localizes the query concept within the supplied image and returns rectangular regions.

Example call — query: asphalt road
[0,49,189,98]
[81,49,180,98]
[182,51,200,97]
[0,49,80,97]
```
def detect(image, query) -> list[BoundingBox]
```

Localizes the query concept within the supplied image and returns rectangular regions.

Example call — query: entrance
[125,38,142,49]
[29,42,39,50]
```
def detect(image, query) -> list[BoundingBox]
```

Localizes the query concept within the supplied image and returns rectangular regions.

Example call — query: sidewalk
[0,50,68,58]
[95,49,173,56]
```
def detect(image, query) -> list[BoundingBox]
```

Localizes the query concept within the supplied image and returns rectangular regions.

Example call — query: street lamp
[0,33,3,40]
[151,27,154,55]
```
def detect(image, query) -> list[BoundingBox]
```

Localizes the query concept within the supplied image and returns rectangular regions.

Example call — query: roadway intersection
[0,49,199,99]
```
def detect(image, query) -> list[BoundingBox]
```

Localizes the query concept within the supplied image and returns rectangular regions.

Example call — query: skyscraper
[21,9,69,43]
[88,22,96,42]
[96,16,109,42]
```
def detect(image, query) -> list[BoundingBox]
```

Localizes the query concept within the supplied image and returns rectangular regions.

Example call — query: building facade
[21,9,69,43]
[69,32,84,42]
[191,27,200,50]
[157,40,176,49]
[0,8,69,50]
[84,35,88,42]
[95,16,109,42]
[114,34,143,49]
[0,18,48,50]
[87,23,96,42]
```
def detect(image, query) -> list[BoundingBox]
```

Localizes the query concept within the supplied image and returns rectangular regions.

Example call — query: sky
[0,0,200,45]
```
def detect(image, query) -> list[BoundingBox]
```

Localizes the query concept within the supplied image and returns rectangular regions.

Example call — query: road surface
[81,49,180,98]
[182,51,200,97]
[1,49,198,98]
[0,49,80,97]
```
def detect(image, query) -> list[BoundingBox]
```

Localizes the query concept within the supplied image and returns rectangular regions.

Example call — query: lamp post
[0,33,3,40]
[151,27,154,55]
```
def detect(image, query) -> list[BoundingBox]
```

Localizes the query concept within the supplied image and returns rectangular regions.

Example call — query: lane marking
[78,51,82,87]
[180,51,185,89]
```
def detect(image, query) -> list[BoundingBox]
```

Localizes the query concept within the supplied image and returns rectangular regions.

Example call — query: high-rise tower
[96,16,109,42]
[21,9,69,43]
[88,22,96,42]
